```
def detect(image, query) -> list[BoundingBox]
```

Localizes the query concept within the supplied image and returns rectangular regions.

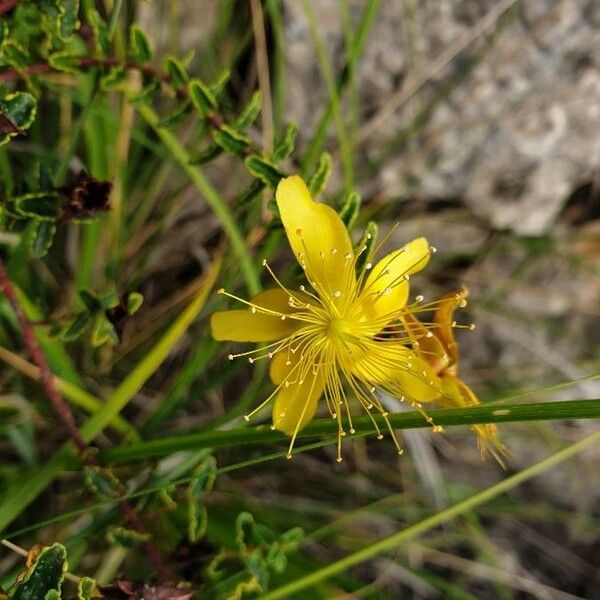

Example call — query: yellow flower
[211,175,444,461]
[402,286,507,463]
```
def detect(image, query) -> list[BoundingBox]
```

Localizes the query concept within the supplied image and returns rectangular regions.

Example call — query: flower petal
[401,310,449,374]
[276,175,356,303]
[433,286,469,370]
[349,342,442,403]
[211,310,299,342]
[272,367,325,436]
[440,375,505,460]
[359,237,431,328]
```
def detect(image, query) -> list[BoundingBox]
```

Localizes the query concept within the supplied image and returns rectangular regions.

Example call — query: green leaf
[43,591,60,600]
[77,577,96,600]
[187,456,217,543]
[236,179,266,206]
[60,0,80,38]
[100,66,126,91]
[273,124,298,162]
[13,193,61,221]
[8,543,67,600]
[91,314,118,346]
[0,41,29,71]
[61,311,91,341]
[265,545,287,574]
[212,126,251,158]
[188,79,217,116]
[0,92,37,147]
[129,77,160,106]
[164,55,189,87]
[48,51,81,73]
[79,290,100,312]
[30,221,57,258]
[158,101,192,128]
[84,466,121,499]
[126,292,143,315]
[129,25,153,63]
[97,291,119,311]
[189,144,222,165]
[308,152,331,196]
[107,526,150,549]
[234,91,262,131]
[355,221,378,274]
[244,156,284,188]
[339,191,360,231]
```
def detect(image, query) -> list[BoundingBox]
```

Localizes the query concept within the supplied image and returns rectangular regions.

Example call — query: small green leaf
[13,193,61,221]
[187,456,217,543]
[97,291,119,311]
[60,0,80,38]
[30,221,57,258]
[236,179,266,206]
[265,544,287,574]
[164,55,189,87]
[235,91,262,131]
[0,92,37,146]
[188,79,217,116]
[0,41,29,71]
[308,152,332,196]
[84,466,121,499]
[91,314,118,346]
[355,221,378,273]
[77,577,97,600]
[273,124,298,162]
[244,156,285,188]
[48,51,81,73]
[158,101,192,128]
[129,25,153,62]
[339,191,360,231]
[61,312,91,341]
[43,591,60,600]
[8,543,67,600]
[107,526,150,549]
[126,292,143,315]
[79,290,100,312]
[189,144,222,165]
[212,126,251,157]
[100,66,126,91]
[129,77,160,106]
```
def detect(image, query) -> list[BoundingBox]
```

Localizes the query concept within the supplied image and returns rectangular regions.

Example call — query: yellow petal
[269,350,290,385]
[211,288,307,342]
[433,286,468,369]
[276,175,356,302]
[359,237,431,328]
[272,371,325,435]
[401,311,449,374]
[210,310,299,342]
[350,343,442,403]
[439,375,505,460]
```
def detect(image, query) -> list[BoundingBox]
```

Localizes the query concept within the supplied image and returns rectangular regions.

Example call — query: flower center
[327,316,353,340]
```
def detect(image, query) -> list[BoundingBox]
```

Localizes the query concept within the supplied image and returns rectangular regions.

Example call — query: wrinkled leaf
[8,543,67,600]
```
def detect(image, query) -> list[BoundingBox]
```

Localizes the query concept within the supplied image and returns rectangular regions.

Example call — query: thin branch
[0,258,168,578]
[0,257,88,454]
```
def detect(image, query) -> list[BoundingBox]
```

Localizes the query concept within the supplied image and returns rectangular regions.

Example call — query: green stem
[261,426,600,599]
[100,399,600,463]
[135,103,260,295]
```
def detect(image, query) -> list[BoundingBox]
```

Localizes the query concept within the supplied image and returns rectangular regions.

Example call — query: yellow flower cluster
[211,176,504,462]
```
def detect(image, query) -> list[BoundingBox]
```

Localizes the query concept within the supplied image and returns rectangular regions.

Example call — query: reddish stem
[0,257,168,578]
[0,0,19,15]
[0,257,88,454]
